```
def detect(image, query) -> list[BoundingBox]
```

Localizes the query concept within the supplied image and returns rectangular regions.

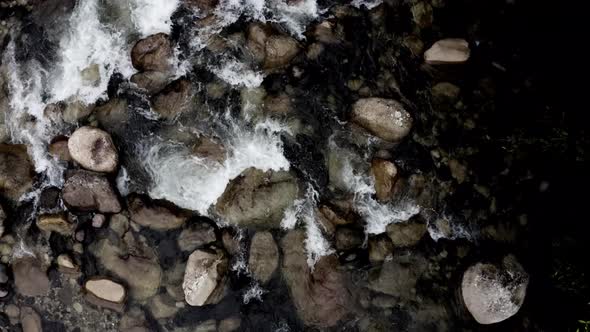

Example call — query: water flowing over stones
[462,256,529,324]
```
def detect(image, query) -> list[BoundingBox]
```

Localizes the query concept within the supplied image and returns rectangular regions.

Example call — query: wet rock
[62,170,121,213]
[368,259,421,299]
[219,316,241,332]
[411,1,433,29]
[20,307,42,332]
[368,235,394,263]
[195,320,217,332]
[263,93,293,115]
[131,33,173,72]
[386,220,427,247]
[147,293,179,319]
[0,144,35,201]
[182,249,228,306]
[264,35,299,70]
[120,307,149,332]
[281,230,351,327]
[63,100,94,124]
[371,158,399,202]
[462,255,529,324]
[432,82,461,105]
[92,236,162,300]
[246,23,271,63]
[5,304,20,324]
[448,159,468,184]
[130,70,170,95]
[178,221,217,252]
[94,98,129,134]
[185,0,219,15]
[221,229,240,256]
[68,126,118,172]
[403,35,424,56]
[92,214,106,228]
[351,98,413,142]
[0,204,4,238]
[0,263,8,283]
[85,278,126,303]
[37,213,73,235]
[57,254,77,270]
[248,231,279,283]
[49,139,72,162]
[215,168,299,229]
[424,39,470,65]
[191,136,227,163]
[151,78,195,120]
[335,227,363,251]
[13,257,50,297]
[129,196,187,231]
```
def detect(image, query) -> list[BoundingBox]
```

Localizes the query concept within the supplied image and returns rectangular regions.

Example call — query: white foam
[351,0,383,10]
[273,0,319,39]
[144,117,290,215]
[212,59,264,88]
[243,282,267,304]
[129,0,180,36]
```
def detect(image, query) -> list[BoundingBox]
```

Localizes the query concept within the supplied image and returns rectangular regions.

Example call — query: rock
[185,0,219,15]
[351,98,413,142]
[92,214,106,228]
[49,139,72,162]
[264,93,293,115]
[403,35,424,56]
[120,307,149,332]
[0,204,5,238]
[424,39,470,65]
[0,144,35,201]
[368,259,420,299]
[68,126,118,173]
[432,82,460,104]
[246,23,271,63]
[264,35,299,70]
[62,170,121,213]
[37,214,73,235]
[57,254,76,269]
[85,278,126,303]
[313,21,341,44]
[448,159,468,184]
[195,320,217,332]
[191,136,226,163]
[151,78,195,120]
[0,263,8,283]
[368,235,394,263]
[81,63,100,86]
[131,33,173,72]
[335,227,363,251]
[371,158,398,202]
[462,255,529,324]
[13,258,50,297]
[318,205,351,226]
[62,100,93,124]
[20,307,42,332]
[411,1,433,29]
[248,231,279,283]
[147,293,179,319]
[130,70,170,95]
[386,220,427,247]
[215,168,299,229]
[129,196,187,231]
[182,249,228,306]
[219,316,241,332]
[281,230,351,327]
[109,213,129,237]
[221,229,240,256]
[92,237,162,300]
[178,222,217,252]
[5,304,20,324]
[94,98,128,134]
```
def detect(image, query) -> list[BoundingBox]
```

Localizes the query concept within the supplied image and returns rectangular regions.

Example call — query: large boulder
[151,78,195,120]
[131,33,173,72]
[130,70,170,95]
[62,170,121,213]
[462,255,529,324]
[215,168,299,229]
[92,233,162,301]
[0,144,35,201]
[351,98,413,142]
[386,219,427,247]
[68,126,118,173]
[178,221,217,252]
[129,196,187,231]
[182,249,228,306]
[248,231,279,283]
[424,38,470,65]
[280,230,351,328]
[264,35,299,70]
[13,257,50,297]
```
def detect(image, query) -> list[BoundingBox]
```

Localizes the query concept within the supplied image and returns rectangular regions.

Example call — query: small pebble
[92,214,106,228]
[73,302,83,313]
